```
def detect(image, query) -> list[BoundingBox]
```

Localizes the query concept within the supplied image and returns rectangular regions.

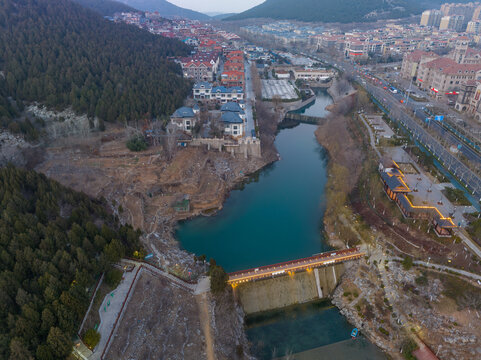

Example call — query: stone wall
[235,263,345,314]
[190,137,262,158]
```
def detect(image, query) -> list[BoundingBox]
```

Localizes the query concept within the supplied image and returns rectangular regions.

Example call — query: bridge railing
[228,248,359,277]
[227,248,364,284]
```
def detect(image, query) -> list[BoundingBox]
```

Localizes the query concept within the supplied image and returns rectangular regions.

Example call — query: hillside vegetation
[0,0,191,131]
[73,0,139,15]
[227,0,448,23]
[120,0,210,20]
[0,165,143,360]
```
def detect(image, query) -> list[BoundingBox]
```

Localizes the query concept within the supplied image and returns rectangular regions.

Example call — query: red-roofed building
[226,50,244,59]
[224,61,244,72]
[417,57,481,97]
[401,50,438,80]
[221,71,244,87]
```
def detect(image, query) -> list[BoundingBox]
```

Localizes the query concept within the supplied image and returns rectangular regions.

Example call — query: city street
[310,51,481,199]
[244,60,255,136]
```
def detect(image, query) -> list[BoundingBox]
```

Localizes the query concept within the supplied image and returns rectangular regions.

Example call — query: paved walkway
[123,259,205,294]
[359,113,382,158]
[91,264,140,360]
[456,230,481,260]
[413,260,481,281]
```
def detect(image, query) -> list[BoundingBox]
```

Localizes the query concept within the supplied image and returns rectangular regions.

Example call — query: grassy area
[442,187,471,206]
[429,271,481,310]
[378,136,409,147]
[466,213,481,245]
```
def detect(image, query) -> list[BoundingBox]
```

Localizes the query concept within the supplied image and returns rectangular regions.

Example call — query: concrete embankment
[235,263,345,314]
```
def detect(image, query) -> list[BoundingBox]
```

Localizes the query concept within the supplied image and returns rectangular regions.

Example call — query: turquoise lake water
[176,91,386,359]
[176,122,329,272]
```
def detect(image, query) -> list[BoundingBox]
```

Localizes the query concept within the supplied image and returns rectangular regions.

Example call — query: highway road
[383,85,481,166]
[308,52,481,200]
[228,248,365,285]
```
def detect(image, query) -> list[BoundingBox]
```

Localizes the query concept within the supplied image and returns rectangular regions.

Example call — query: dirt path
[196,293,216,360]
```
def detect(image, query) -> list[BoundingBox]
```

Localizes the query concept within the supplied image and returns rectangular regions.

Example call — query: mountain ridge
[227,0,471,23]
[0,0,191,133]
[73,0,139,15]
[119,0,211,20]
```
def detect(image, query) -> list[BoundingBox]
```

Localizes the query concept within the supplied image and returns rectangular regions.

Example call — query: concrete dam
[229,249,363,314]
[235,263,345,314]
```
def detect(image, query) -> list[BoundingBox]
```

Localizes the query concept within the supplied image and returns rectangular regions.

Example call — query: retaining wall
[190,137,262,158]
[236,263,345,314]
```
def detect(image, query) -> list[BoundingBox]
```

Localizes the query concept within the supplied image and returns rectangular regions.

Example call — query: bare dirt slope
[106,271,204,360]
[36,124,265,238]
[33,124,265,359]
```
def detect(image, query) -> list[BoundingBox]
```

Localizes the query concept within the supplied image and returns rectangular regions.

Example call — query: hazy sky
[168,0,264,14]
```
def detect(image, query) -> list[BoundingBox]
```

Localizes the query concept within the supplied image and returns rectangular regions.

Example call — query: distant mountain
[119,0,211,20]
[0,0,192,132]
[204,12,224,17]
[212,13,237,20]
[227,0,428,23]
[73,0,139,15]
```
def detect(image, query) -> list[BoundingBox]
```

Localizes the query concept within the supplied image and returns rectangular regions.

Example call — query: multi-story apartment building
[439,15,465,32]
[221,71,244,87]
[211,86,244,103]
[420,10,443,27]
[400,50,438,80]
[193,82,212,100]
[467,20,481,33]
[417,57,481,97]
[182,61,214,81]
[224,61,244,72]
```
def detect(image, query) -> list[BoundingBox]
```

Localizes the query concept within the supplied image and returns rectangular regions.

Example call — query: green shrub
[126,135,148,152]
[401,338,418,360]
[83,329,101,349]
[210,265,228,293]
[415,275,428,286]
[378,327,389,336]
[402,256,413,270]
[105,268,123,288]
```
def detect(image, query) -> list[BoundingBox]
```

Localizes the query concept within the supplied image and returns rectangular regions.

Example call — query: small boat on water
[351,328,359,338]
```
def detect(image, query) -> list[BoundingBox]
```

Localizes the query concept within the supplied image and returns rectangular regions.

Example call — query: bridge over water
[283,112,325,125]
[228,248,365,286]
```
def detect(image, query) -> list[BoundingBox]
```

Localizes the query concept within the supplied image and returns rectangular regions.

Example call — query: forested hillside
[73,0,139,15]
[0,0,191,129]
[0,166,143,360]
[228,0,422,23]
[120,0,211,20]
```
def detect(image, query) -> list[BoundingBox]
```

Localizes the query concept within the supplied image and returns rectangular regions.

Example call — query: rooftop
[171,106,194,118]
[221,102,243,112]
[221,112,243,124]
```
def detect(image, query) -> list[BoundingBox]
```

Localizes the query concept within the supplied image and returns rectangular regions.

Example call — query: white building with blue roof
[170,106,197,133]
[220,102,246,120]
[211,86,244,103]
[221,112,244,138]
[193,82,212,100]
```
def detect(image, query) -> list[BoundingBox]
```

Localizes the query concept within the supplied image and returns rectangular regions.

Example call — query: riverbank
[314,98,364,249]
[315,86,481,360]
[28,120,281,359]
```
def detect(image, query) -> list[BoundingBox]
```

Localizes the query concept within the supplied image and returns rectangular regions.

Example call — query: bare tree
[162,123,181,161]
